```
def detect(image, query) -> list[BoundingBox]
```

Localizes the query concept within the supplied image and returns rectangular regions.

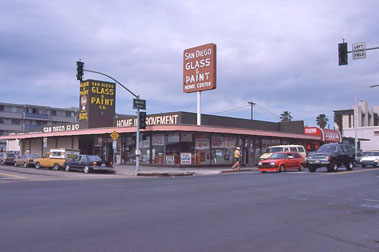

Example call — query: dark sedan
[0,152,17,166]
[63,155,114,174]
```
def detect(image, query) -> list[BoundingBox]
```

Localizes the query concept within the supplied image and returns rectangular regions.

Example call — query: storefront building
[304,126,342,151]
[1,112,320,167]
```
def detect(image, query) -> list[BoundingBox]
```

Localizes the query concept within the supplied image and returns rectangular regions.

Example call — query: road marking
[333,168,379,175]
[302,193,332,197]
[0,173,25,179]
[288,197,307,201]
[363,199,379,202]
[359,203,379,209]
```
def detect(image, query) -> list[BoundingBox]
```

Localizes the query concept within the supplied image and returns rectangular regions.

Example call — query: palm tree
[280,111,292,122]
[316,114,329,128]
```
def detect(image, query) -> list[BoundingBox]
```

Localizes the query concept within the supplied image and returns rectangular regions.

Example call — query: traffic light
[338,42,348,65]
[76,61,84,81]
[139,112,147,129]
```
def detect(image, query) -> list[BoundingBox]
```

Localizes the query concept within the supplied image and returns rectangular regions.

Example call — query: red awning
[0,124,320,140]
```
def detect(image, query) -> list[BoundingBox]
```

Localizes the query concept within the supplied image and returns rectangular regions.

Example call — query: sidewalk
[114,164,258,177]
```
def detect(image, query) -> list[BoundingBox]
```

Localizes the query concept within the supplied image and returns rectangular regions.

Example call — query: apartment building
[334,101,379,151]
[0,102,78,151]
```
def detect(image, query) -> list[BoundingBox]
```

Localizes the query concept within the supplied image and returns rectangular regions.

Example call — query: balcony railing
[25,113,49,120]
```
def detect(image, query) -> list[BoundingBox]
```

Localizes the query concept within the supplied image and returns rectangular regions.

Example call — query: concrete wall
[20,136,79,156]
[6,140,20,152]
[343,126,379,151]
[179,112,304,134]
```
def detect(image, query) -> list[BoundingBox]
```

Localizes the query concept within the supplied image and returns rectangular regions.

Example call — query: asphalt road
[0,167,378,252]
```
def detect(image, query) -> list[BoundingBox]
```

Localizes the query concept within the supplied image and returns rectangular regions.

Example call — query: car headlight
[258,162,262,166]
[270,162,275,166]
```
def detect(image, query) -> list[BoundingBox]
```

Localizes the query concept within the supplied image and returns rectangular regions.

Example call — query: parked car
[14,154,41,168]
[355,151,369,166]
[307,143,355,172]
[260,145,307,161]
[34,149,80,170]
[258,152,305,173]
[63,155,114,174]
[0,152,17,166]
[360,151,379,168]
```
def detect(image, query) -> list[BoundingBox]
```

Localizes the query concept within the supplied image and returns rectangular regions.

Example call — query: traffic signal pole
[136,105,140,172]
[76,61,143,173]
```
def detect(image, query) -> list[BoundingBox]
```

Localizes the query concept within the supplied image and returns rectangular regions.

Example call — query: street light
[354,84,379,156]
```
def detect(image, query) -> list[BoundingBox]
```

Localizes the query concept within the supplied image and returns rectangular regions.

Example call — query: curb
[220,168,254,174]
[136,172,195,177]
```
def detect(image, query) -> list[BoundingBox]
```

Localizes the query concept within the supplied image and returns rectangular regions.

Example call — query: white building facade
[334,101,379,151]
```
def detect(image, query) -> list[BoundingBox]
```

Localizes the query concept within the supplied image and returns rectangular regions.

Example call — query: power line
[209,102,280,119]
[211,104,250,115]
[254,103,280,118]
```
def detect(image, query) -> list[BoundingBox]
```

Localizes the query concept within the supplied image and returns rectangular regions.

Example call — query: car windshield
[368,152,379,156]
[30,154,40,158]
[268,147,284,153]
[7,153,16,158]
[88,155,102,162]
[317,145,336,153]
[270,153,286,159]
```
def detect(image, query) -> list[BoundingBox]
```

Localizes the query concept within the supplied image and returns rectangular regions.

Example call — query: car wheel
[23,162,28,168]
[299,164,305,171]
[35,162,41,169]
[65,164,70,172]
[308,165,316,172]
[361,163,366,168]
[328,162,338,172]
[279,165,285,173]
[83,165,90,174]
[261,171,266,173]
[345,161,353,171]
[53,163,59,171]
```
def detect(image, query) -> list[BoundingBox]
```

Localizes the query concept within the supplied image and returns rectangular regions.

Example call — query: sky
[1,0,379,127]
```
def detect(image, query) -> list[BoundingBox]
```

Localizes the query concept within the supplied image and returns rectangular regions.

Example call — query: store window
[211,135,235,165]
[194,134,211,165]
[180,132,194,165]
[122,134,136,164]
[166,133,180,165]
[140,133,151,164]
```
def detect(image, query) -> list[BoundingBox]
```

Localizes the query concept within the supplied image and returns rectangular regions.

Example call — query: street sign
[110,131,119,141]
[352,42,366,60]
[133,98,146,110]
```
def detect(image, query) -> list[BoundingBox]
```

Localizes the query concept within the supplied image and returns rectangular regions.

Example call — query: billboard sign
[304,127,341,143]
[79,79,116,128]
[183,43,216,93]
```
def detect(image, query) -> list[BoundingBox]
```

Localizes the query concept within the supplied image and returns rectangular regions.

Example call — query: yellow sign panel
[110,131,119,141]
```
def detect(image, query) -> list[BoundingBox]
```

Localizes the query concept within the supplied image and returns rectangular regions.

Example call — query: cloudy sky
[1,0,379,127]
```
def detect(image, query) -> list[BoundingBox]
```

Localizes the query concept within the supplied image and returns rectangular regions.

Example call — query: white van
[260,145,307,160]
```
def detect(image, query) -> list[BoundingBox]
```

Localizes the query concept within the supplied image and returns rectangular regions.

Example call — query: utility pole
[248,102,255,120]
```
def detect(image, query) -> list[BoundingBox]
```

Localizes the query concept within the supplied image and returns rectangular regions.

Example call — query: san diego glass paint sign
[183,43,216,93]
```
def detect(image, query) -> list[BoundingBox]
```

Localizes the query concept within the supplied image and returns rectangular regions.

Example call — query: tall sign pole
[197,91,201,125]
[136,105,140,171]
[183,43,217,126]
